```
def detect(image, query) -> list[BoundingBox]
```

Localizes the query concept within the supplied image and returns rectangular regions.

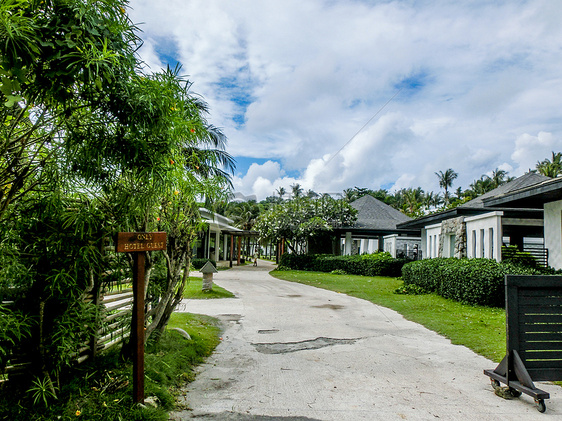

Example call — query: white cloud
[511,132,562,174]
[128,0,562,200]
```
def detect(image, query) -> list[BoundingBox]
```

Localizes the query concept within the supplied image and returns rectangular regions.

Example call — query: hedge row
[279,252,410,277]
[401,258,540,307]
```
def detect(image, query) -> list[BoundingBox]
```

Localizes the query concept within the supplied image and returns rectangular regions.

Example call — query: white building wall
[545,199,562,269]
[465,212,503,261]
[383,235,396,256]
[425,223,441,258]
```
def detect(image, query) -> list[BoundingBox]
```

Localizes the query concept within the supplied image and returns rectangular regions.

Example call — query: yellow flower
[174,190,179,195]
[76,410,81,416]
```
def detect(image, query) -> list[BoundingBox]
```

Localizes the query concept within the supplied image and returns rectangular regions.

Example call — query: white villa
[483,175,562,269]
[397,172,550,265]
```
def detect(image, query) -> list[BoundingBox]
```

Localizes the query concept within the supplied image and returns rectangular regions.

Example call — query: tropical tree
[435,168,458,205]
[227,200,262,231]
[343,188,358,202]
[254,195,356,255]
[291,183,304,199]
[490,168,509,188]
[0,0,233,391]
[536,152,562,178]
[276,186,286,199]
[0,0,139,219]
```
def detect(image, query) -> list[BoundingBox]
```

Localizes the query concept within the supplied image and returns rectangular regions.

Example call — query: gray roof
[348,195,412,231]
[459,172,551,209]
[397,172,549,230]
[483,175,562,208]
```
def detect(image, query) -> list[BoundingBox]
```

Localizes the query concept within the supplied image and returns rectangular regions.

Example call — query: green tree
[435,168,458,205]
[276,186,286,200]
[0,0,233,388]
[291,183,304,199]
[536,151,562,177]
[0,0,139,219]
[254,195,356,254]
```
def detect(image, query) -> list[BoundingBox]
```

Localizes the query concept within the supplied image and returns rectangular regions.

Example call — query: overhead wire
[324,88,403,165]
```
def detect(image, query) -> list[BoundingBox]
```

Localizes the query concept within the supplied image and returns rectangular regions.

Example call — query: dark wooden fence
[1,279,133,385]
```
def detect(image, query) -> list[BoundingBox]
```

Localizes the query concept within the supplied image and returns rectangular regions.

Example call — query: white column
[215,231,220,261]
[344,232,352,255]
[362,239,369,254]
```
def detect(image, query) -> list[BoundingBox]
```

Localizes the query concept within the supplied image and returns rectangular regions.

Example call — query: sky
[128,0,562,200]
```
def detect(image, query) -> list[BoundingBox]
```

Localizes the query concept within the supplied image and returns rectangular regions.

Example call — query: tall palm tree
[342,188,358,203]
[490,168,508,188]
[276,186,286,200]
[435,168,458,205]
[291,183,303,199]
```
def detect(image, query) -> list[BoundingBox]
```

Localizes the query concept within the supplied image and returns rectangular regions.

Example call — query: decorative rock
[144,396,159,408]
[171,327,192,340]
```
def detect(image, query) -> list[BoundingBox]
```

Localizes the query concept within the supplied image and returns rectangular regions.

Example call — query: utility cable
[325,88,403,164]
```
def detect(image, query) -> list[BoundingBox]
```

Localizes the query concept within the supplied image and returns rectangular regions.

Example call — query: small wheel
[508,387,522,398]
[535,399,546,413]
[490,378,500,388]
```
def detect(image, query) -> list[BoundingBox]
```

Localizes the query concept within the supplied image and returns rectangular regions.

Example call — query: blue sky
[129,0,562,200]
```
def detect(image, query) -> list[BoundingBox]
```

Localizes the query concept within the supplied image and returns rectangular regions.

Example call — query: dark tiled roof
[459,172,551,209]
[348,195,412,230]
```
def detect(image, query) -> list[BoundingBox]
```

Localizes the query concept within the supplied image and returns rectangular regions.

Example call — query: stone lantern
[200,261,218,291]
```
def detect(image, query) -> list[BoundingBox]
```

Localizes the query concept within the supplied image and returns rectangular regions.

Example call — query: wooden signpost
[116,232,167,404]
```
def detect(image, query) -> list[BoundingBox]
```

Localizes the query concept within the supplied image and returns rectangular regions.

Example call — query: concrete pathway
[169,260,562,420]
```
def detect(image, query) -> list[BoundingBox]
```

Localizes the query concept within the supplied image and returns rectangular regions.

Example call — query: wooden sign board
[116,232,167,253]
[114,231,167,404]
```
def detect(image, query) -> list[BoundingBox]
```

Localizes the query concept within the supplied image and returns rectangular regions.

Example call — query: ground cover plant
[270,270,506,362]
[0,313,220,421]
[183,277,235,299]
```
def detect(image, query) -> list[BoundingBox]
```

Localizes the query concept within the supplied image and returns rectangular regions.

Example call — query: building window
[480,229,485,258]
[449,234,456,258]
[472,230,477,258]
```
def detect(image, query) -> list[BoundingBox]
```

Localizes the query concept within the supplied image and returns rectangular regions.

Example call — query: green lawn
[271,270,506,362]
[183,276,235,299]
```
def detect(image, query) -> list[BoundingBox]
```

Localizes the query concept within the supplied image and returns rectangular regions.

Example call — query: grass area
[0,313,221,421]
[183,276,235,299]
[271,270,506,362]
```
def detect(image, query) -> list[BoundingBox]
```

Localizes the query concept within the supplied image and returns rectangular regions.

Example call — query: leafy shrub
[501,245,539,268]
[279,252,409,277]
[330,269,347,275]
[402,258,540,307]
[191,258,216,270]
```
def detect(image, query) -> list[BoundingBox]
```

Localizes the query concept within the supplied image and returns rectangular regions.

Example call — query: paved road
[169,261,561,420]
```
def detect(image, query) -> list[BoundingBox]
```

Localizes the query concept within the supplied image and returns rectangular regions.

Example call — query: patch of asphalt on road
[252,336,358,354]
[187,412,321,420]
[311,304,345,310]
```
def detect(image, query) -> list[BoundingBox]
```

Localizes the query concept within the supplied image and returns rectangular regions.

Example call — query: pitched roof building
[336,195,420,257]
[397,172,549,262]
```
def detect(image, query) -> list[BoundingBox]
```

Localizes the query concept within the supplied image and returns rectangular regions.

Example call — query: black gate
[484,275,562,413]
